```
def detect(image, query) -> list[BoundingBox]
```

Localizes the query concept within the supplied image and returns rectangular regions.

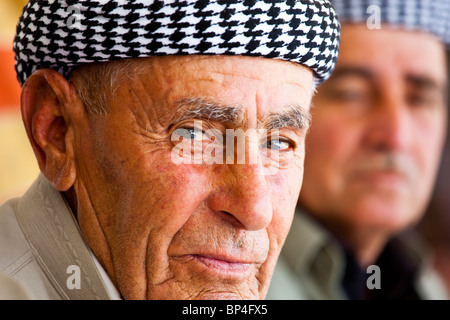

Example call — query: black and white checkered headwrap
[14,0,341,87]
[330,0,450,47]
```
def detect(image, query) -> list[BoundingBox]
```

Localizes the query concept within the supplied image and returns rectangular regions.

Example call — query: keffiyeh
[14,0,341,87]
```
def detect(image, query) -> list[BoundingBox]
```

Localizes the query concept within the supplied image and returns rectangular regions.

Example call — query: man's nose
[208,163,273,231]
[365,93,412,151]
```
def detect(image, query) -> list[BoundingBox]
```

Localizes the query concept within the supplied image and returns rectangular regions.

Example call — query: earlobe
[21,69,78,191]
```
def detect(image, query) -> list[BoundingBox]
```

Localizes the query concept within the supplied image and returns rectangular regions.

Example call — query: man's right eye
[173,127,203,140]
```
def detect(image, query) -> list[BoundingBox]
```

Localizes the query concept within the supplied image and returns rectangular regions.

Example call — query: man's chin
[153,256,264,299]
[141,276,263,300]
[350,198,420,233]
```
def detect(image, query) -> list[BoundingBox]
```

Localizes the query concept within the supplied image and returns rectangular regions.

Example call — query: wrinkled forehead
[137,55,313,87]
[107,55,314,127]
[141,54,313,102]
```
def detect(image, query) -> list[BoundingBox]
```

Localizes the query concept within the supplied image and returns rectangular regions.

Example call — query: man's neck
[300,205,391,268]
[62,187,78,219]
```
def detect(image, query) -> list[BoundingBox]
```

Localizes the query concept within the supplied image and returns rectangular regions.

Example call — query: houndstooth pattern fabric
[331,0,450,47]
[14,0,341,87]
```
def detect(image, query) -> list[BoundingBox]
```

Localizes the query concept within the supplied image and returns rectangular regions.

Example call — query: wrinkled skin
[300,25,448,265]
[24,55,314,299]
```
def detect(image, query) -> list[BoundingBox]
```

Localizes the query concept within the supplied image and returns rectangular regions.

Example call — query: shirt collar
[88,248,122,300]
[281,207,347,298]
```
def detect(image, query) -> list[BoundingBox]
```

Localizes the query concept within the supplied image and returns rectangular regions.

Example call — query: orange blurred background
[0,0,39,204]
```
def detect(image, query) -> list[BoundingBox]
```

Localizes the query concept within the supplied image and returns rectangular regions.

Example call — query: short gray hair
[69,59,142,116]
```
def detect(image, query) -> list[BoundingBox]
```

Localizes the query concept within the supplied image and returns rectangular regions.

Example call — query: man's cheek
[268,213,293,252]
[142,168,210,235]
[266,175,302,240]
[270,167,303,200]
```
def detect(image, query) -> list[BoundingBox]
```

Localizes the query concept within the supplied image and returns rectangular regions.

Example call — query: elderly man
[0,1,340,300]
[267,0,449,300]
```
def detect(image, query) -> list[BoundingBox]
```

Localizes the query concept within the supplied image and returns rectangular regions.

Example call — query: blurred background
[0,0,449,296]
[417,53,450,295]
[0,0,39,204]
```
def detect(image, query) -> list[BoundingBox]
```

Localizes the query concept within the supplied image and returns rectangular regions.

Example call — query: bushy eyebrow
[328,66,375,82]
[405,74,447,100]
[175,97,246,127]
[174,97,310,131]
[406,74,448,104]
[330,66,447,100]
[263,106,311,131]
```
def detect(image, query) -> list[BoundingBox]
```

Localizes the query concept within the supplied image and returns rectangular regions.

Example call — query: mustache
[349,152,419,180]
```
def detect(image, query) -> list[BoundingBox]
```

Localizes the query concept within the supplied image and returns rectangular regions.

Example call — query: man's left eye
[264,138,293,151]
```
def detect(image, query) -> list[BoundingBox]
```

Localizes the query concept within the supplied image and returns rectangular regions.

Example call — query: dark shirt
[341,237,421,300]
[301,206,422,300]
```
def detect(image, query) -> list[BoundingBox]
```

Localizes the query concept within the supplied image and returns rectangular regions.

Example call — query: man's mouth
[175,253,255,278]
[350,170,408,188]
[193,254,252,272]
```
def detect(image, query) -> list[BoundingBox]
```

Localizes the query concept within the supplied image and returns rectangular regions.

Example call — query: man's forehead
[337,25,447,83]
[340,24,445,53]
[136,55,312,84]
[125,55,313,106]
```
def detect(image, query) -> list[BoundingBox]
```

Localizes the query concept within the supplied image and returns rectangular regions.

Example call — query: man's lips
[173,253,257,277]
[350,170,408,186]
[192,254,253,272]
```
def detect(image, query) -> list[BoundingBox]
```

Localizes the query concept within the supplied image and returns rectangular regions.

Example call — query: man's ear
[21,69,81,191]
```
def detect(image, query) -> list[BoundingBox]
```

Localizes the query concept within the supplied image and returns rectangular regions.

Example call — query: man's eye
[264,138,293,151]
[173,127,203,140]
[407,94,434,108]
